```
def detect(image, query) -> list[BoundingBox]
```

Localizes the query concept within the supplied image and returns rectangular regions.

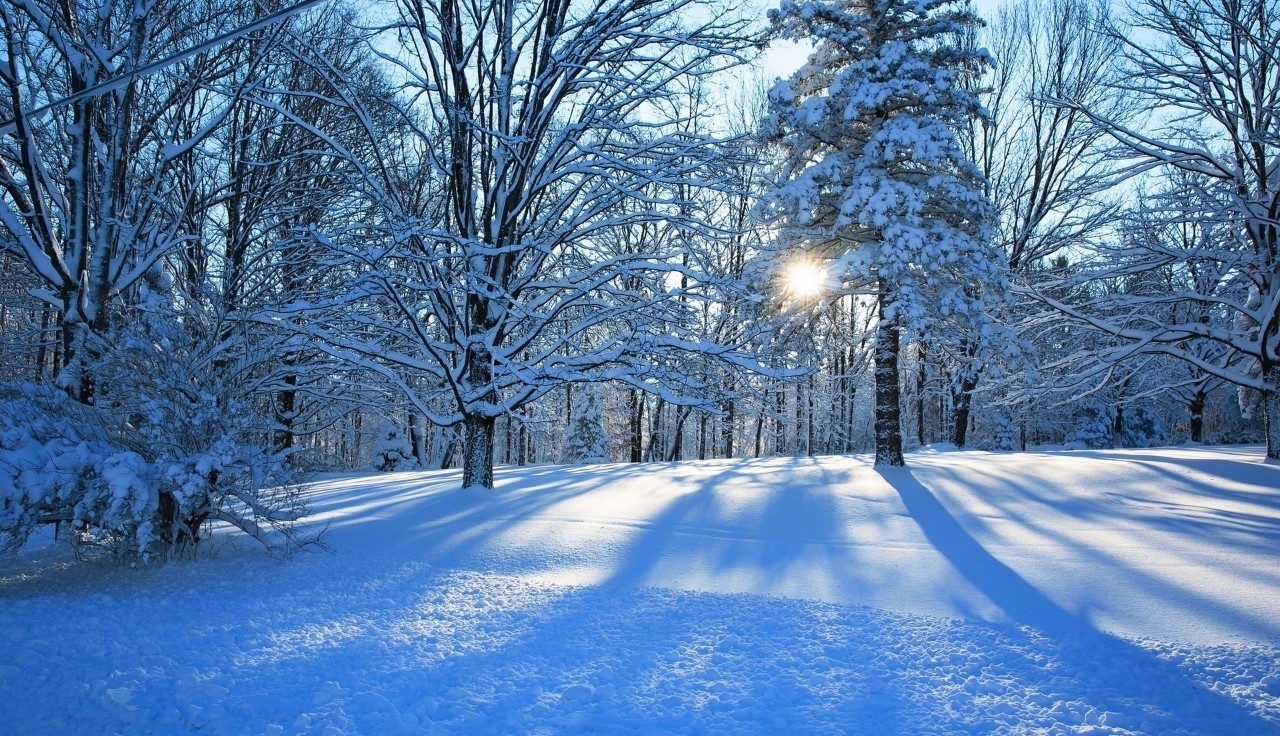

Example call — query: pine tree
[763,0,1005,466]
[562,389,613,465]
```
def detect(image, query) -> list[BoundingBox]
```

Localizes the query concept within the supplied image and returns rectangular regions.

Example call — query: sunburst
[783,259,828,299]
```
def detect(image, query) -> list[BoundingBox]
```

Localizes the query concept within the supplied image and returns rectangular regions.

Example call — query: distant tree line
[0,0,1272,560]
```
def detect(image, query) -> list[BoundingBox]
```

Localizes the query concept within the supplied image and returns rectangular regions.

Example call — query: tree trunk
[462,413,496,488]
[721,396,735,459]
[1188,388,1206,443]
[1112,403,1125,449]
[518,408,529,466]
[35,305,52,378]
[753,406,764,458]
[409,411,423,466]
[774,387,785,455]
[462,301,497,486]
[629,390,643,463]
[1264,365,1280,461]
[698,412,708,460]
[667,406,691,462]
[950,373,978,448]
[874,281,905,467]
[916,342,926,446]
[806,373,816,456]
[275,373,298,454]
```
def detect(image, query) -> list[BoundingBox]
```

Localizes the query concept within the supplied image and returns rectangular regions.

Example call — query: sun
[784,259,828,300]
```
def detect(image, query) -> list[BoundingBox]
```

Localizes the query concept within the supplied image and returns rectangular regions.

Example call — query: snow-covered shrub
[1118,406,1169,448]
[0,383,154,556]
[1068,403,1113,449]
[91,312,314,561]
[562,388,612,464]
[372,424,417,471]
[1,300,315,562]
[986,408,1022,451]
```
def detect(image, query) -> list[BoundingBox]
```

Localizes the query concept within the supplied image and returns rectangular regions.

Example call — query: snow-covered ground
[2,445,1279,734]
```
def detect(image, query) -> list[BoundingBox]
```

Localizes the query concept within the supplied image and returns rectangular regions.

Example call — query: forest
[0,0,1276,561]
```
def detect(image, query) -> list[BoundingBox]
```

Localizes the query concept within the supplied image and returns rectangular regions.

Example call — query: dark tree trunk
[1263,365,1280,461]
[916,342,926,446]
[518,408,529,466]
[1188,388,1206,443]
[1112,404,1125,449]
[645,397,665,462]
[409,410,423,465]
[874,281,905,467]
[440,427,460,470]
[462,413,495,488]
[698,412,708,460]
[35,305,52,378]
[461,292,498,487]
[807,373,816,456]
[667,406,691,462]
[753,406,764,458]
[774,387,785,455]
[629,389,643,463]
[274,373,298,454]
[721,396,735,458]
[950,375,978,448]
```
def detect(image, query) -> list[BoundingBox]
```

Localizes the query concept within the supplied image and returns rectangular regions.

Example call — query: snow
[3,445,1279,734]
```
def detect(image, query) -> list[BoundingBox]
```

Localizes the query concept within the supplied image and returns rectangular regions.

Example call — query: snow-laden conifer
[562,388,613,465]
[761,0,1008,466]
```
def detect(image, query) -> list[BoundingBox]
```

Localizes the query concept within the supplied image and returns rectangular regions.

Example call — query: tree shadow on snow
[879,465,1280,734]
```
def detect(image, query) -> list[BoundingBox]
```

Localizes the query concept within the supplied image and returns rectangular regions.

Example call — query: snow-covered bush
[1118,406,1169,448]
[372,424,417,471]
[562,388,612,464]
[1068,403,1113,449]
[1,300,315,562]
[987,408,1022,452]
[0,383,152,556]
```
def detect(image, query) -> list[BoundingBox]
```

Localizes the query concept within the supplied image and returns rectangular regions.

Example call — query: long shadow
[880,465,1280,733]
[601,457,855,591]
[883,466,1084,633]
[918,463,1280,641]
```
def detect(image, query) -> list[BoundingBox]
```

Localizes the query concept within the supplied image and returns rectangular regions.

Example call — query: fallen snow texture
[3,445,1280,734]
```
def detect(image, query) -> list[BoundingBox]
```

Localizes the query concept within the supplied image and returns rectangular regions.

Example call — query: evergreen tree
[562,389,613,465]
[763,0,1005,466]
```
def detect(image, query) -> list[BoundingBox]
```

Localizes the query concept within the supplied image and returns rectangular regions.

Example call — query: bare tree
[282,0,763,487]
[0,0,249,402]
[947,0,1127,447]
[1036,0,1280,458]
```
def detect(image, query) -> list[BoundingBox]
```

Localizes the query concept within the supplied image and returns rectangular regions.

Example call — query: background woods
[0,0,1273,558]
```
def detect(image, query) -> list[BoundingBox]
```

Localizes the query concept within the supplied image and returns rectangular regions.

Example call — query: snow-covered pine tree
[562,388,613,465]
[763,0,1005,466]
[372,424,418,472]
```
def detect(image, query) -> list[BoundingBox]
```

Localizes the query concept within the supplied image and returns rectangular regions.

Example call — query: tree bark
[874,281,905,466]
[1188,388,1206,443]
[1264,365,1280,461]
[916,342,926,446]
[629,390,643,463]
[721,396,735,459]
[462,291,497,486]
[1112,403,1125,449]
[950,373,978,448]
[462,413,495,488]
[667,406,691,462]
[806,373,816,456]
[275,373,298,454]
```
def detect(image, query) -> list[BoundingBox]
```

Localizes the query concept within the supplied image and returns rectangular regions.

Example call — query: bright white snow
[2,445,1279,734]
